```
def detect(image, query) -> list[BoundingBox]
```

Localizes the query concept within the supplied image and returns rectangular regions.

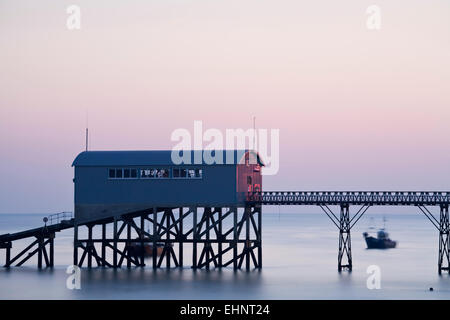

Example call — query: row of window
[141,169,169,179]
[173,168,203,178]
[108,168,203,179]
[109,168,138,179]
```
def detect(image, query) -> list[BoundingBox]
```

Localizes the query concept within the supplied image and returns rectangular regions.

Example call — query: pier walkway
[1,191,449,273]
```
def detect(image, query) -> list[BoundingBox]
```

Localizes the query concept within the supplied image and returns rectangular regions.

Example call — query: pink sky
[0,0,449,213]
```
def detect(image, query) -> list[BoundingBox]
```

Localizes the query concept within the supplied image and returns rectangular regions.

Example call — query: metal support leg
[152,208,157,269]
[245,206,250,271]
[49,236,54,267]
[192,207,198,269]
[113,217,118,268]
[101,223,106,267]
[5,243,11,268]
[140,215,145,267]
[438,205,450,275]
[257,206,262,268]
[166,210,171,268]
[73,224,78,266]
[179,208,183,267]
[233,207,238,270]
[205,208,210,270]
[127,220,132,268]
[87,225,93,268]
[37,237,43,269]
[338,204,352,272]
[218,207,223,268]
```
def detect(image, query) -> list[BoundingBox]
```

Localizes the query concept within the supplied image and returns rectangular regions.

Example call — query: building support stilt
[165,209,171,268]
[257,205,262,268]
[152,208,157,269]
[245,206,251,271]
[206,208,211,270]
[179,207,183,267]
[49,236,54,267]
[233,207,238,270]
[37,239,42,269]
[87,224,93,268]
[101,223,106,267]
[126,219,132,268]
[140,215,145,267]
[5,242,11,268]
[218,207,223,268]
[192,207,198,269]
[73,224,78,266]
[8,205,261,270]
[113,217,118,268]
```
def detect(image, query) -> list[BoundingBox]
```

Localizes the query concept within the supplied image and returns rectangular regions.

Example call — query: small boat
[128,242,166,257]
[363,217,397,249]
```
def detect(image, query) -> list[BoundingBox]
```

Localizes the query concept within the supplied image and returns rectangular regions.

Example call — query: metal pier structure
[248,191,450,273]
[0,212,74,268]
[72,206,262,271]
[0,206,262,271]
[1,191,450,274]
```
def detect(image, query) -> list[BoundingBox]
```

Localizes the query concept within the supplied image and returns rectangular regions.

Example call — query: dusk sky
[0,0,449,213]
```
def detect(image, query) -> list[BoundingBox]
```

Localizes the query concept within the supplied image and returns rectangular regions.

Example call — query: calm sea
[0,211,449,300]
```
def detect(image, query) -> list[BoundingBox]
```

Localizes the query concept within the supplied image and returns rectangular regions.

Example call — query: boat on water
[127,225,172,257]
[363,217,397,249]
[128,242,166,257]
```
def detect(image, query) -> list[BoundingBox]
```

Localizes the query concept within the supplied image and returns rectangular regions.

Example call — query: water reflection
[77,267,263,299]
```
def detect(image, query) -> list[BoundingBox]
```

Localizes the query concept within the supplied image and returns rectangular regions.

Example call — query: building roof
[72,150,265,167]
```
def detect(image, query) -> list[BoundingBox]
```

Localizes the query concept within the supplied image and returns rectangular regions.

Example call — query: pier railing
[45,212,73,225]
[247,191,450,206]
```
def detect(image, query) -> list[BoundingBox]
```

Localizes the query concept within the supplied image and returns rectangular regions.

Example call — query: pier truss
[1,191,450,274]
[0,231,55,268]
[0,221,72,268]
[248,191,450,273]
[72,206,262,270]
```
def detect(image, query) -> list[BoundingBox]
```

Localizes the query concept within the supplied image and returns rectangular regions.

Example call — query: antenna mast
[252,116,256,151]
[85,110,89,152]
[85,127,89,151]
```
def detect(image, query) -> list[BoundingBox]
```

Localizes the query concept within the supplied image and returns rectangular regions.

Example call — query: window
[188,169,196,178]
[108,168,138,179]
[172,167,203,179]
[141,169,152,178]
[156,169,169,178]
[109,167,201,180]
[140,168,170,179]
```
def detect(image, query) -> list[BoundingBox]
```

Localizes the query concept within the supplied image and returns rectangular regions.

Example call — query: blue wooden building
[72,150,263,223]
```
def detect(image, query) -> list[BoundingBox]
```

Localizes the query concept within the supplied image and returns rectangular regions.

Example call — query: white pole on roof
[85,109,89,152]
[252,116,256,152]
[85,128,89,151]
